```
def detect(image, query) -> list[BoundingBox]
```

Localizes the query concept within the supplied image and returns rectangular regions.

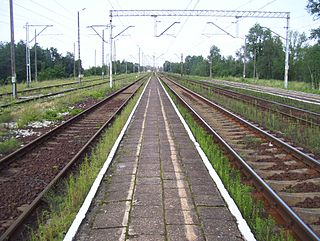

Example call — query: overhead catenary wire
[14,2,75,33]
[29,0,74,22]
[53,0,73,15]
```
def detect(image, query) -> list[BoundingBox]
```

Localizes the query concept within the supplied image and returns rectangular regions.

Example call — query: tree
[208,45,222,77]
[245,23,284,79]
[307,0,320,41]
[303,44,320,89]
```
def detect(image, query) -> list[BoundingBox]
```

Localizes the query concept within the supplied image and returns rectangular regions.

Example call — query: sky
[0,0,318,69]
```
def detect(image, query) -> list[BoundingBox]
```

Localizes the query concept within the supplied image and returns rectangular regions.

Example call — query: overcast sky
[1,0,318,68]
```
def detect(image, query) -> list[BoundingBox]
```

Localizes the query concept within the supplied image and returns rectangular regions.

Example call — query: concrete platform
[74,77,245,241]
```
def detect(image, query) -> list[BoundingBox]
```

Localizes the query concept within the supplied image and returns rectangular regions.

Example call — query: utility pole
[138,46,141,73]
[253,48,256,79]
[87,25,109,81]
[243,37,246,79]
[109,10,134,87]
[9,0,17,98]
[34,29,37,81]
[25,22,31,87]
[73,42,76,80]
[209,59,212,78]
[94,49,96,75]
[102,29,104,80]
[77,8,86,84]
[109,18,113,88]
[284,15,290,89]
[114,39,117,75]
[30,25,53,82]
[180,53,183,76]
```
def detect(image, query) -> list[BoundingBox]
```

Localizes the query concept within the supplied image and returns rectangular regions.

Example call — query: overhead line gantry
[109,9,290,88]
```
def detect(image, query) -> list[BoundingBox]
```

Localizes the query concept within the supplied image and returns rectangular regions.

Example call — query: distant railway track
[168,75,320,127]
[160,75,320,241]
[0,76,132,109]
[205,78,320,106]
[0,76,147,240]
[0,78,101,98]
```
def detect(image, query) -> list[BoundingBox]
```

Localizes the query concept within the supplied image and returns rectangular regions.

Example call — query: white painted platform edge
[63,77,151,241]
[159,78,256,241]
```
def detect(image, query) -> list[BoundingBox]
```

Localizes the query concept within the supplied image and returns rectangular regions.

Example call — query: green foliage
[307,0,320,42]
[42,109,62,121]
[16,105,43,127]
[68,108,82,117]
[0,109,13,123]
[0,138,21,155]
[0,41,76,83]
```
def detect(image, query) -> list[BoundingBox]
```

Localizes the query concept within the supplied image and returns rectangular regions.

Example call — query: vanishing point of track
[160,75,320,241]
[0,76,146,240]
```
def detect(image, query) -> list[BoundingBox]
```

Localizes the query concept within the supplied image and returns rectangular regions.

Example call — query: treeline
[84,60,148,76]
[0,40,77,84]
[0,39,148,85]
[163,24,320,89]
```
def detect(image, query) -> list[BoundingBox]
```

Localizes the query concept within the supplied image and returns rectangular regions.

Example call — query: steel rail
[0,77,143,168]
[183,78,320,127]
[0,77,146,241]
[204,79,320,106]
[165,76,320,167]
[0,78,101,98]
[160,76,319,241]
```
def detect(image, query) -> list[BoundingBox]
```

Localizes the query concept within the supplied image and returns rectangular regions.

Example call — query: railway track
[205,78,320,106]
[0,78,101,98]
[171,76,320,127]
[0,76,147,240]
[160,75,320,240]
[0,75,134,108]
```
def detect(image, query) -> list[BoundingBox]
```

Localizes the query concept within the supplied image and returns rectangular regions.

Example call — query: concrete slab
[166,225,205,241]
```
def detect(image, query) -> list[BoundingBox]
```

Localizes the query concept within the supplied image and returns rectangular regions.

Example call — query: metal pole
[153,55,155,72]
[180,53,183,76]
[73,42,76,80]
[28,32,31,85]
[34,29,38,82]
[9,0,17,98]
[243,37,246,79]
[284,14,290,89]
[94,49,96,75]
[141,51,144,72]
[114,40,117,75]
[209,59,212,78]
[138,46,140,73]
[109,13,113,88]
[25,22,30,87]
[253,48,256,79]
[77,10,81,83]
[102,29,104,81]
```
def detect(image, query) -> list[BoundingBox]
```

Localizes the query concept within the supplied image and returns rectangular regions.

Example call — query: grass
[177,78,320,157]
[0,76,99,94]
[2,77,136,128]
[168,73,320,94]
[0,109,13,123]
[164,84,295,241]
[0,138,21,155]
[29,81,144,241]
[208,82,320,114]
